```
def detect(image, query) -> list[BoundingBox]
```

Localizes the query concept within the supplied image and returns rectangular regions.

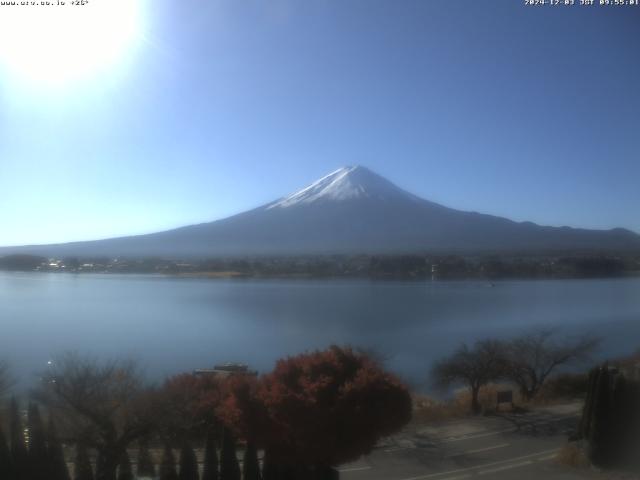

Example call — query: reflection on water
[1,272,639,390]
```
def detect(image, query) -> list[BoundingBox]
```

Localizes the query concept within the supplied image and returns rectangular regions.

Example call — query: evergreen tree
[74,444,94,480]
[578,367,599,439]
[610,373,629,465]
[242,442,260,480]
[201,429,218,480]
[95,452,107,480]
[631,381,640,469]
[588,365,612,466]
[580,363,640,469]
[178,442,199,480]
[9,398,28,480]
[159,444,179,480]
[137,441,156,479]
[27,403,48,480]
[0,424,13,480]
[117,451,134,480]
[219,428,240,480]
[47,416,71,480]
[261,450,277,480]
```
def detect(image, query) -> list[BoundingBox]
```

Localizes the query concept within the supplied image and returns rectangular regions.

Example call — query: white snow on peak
[267,165,419,209]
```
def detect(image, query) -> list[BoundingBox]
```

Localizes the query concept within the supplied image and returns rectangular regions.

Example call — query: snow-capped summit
[267,165,418,209]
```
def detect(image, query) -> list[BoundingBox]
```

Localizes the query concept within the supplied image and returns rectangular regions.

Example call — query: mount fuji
[3,166,639,258]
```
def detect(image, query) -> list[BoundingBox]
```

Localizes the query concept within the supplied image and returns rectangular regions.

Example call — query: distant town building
[193,363,258,378]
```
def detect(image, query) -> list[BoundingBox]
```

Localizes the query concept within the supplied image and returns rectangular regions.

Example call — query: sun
[0,0,143,86]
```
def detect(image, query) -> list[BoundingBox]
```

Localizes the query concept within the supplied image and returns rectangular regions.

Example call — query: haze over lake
[1,272,639,390]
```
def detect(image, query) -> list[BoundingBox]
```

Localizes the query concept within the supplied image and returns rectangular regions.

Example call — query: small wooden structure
[496,390,514,411]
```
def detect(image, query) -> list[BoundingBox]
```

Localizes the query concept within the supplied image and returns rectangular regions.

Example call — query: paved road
[339,404,599,480]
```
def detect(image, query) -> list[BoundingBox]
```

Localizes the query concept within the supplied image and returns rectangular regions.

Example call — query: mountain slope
[2,166,639,258]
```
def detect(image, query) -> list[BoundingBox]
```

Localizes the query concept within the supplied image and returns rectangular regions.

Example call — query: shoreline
[1,269,639,282]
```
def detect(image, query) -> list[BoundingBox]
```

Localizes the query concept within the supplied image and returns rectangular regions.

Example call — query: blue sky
[1,0,639,246]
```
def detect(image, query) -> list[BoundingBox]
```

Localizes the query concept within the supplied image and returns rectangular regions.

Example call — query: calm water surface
[1,272,639,389]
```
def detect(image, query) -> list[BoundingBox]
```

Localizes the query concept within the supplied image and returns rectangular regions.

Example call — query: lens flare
[0,0,143,86]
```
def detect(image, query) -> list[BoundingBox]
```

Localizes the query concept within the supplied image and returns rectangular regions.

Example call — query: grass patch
[413,383,528,421]
[415,373,590,423]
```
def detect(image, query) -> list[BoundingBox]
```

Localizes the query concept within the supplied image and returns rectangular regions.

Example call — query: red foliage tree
[217,375,268,444]
[232,346,412,469]
[217,375,268,479]
[160,373,223,437]
[165,347,412,475]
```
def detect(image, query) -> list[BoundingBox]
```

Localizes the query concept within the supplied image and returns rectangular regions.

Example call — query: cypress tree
[261,450,277,480]
[159,444,179,480]
[74,444,94,480]
[610,373,628,465]
[95,452,106,480]
[631,381,640,469]
[0,424,13,480]
[578,367,599,439]
[201,429,218,480]
[581,364,640,469]
[278,466,296,480]
[47,416,71,480]
[137,441,156,479]
[178,442,199,480]
[9,398,28,480]
[242,442,260,480]
[117,451,134,480]
[588,365,611,466]
[27,403,48,480]
[219,428,240,480]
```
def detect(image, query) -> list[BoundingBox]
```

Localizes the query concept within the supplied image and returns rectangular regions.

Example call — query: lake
[1,272,639,390]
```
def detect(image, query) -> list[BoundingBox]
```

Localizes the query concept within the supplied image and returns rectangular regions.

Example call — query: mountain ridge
[1,166,639,258]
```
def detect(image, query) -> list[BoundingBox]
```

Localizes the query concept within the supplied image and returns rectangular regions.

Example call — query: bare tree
[33,353,159,480]
[504,330,599,401]
[431,340,508,414]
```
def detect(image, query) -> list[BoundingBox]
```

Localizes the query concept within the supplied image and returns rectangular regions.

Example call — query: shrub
[256,346,412,468]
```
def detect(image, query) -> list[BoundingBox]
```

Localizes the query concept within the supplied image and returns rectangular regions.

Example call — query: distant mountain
[2,166,640,258]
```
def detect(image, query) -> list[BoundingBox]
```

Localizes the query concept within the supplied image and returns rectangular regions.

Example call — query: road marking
[478,460,532,475]
[445,443,510,458]
[396,448,559,480]
[338,466,372,473]
[515,414,578,425]
[381,413,579,453]
[384,445,424,453]
[385,429,513,452]
[536,454,558,462]
[440,428,513,443]
[439,414,579,444]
